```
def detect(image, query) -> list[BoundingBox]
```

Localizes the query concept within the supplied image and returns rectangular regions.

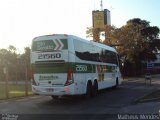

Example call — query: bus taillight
[65,67,74,86]
[31,73,37,86]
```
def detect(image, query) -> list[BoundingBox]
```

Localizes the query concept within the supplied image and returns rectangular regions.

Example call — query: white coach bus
[31,34,122,99]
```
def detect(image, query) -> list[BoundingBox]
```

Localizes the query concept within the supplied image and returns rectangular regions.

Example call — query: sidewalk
[123,74,160,86]
[120,74,160,114]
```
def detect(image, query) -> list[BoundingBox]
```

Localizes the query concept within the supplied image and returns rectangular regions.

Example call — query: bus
[31,34,122,99]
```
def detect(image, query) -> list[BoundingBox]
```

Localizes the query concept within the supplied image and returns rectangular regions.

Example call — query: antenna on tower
[100,0,103,10]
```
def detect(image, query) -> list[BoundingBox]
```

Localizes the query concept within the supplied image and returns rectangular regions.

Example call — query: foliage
[0,46,31,81]
[86,18,160,76]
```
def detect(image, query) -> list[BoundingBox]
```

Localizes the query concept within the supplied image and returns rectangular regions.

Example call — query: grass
[0,82,32,99]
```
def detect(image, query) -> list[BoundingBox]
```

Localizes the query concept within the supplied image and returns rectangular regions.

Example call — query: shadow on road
[37,87,118,106]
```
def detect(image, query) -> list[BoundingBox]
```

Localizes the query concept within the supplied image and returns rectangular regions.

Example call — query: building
[146,53,160,74]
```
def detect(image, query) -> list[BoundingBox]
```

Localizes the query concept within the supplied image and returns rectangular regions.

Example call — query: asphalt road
[0,78,160,120]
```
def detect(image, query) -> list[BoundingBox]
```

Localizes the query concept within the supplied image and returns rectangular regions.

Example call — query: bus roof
[33,34,117,53]
[69,35,117,53]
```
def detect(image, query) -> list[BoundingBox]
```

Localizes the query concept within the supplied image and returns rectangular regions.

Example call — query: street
[0,76,160,120]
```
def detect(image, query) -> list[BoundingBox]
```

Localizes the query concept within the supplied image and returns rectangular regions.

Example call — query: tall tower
[100,0,103,11]
[92,0,111,42]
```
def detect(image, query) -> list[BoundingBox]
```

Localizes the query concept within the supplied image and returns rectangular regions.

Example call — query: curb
[0,94,35,103]
[134,90,160,103]
[137,97,160,103]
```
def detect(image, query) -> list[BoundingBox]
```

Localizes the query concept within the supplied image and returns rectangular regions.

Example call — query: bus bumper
[32,84,75,96]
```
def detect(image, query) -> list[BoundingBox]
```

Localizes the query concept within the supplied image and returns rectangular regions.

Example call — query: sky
[0,0,160,52]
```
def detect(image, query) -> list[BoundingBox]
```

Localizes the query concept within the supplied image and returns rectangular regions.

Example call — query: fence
[0,67,32,100]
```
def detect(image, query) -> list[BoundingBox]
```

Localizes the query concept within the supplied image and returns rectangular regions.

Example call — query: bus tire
[92,80,98,97]
[114,78,119,88]
[85,81,92,99]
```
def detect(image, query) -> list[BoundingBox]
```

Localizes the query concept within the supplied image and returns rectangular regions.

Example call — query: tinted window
[74,40,118,65]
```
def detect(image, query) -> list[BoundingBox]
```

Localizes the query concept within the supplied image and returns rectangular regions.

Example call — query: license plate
[46,88,54,92]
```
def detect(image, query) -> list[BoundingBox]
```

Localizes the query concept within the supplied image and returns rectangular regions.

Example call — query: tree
[86,27,101,42]
[0,46,18,80]
[86,25,118,44]
[20,47,31,80]
[115,18,160,75]
[86,18,160,76]
[0,45,31,81]
[8,45,16,53]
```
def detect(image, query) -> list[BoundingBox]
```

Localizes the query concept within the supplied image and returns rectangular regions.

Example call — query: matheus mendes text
[118,114,159,120]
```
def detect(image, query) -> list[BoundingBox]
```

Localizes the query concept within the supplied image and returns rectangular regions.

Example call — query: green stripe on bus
[31,62,115,74]
[31,63,94,73]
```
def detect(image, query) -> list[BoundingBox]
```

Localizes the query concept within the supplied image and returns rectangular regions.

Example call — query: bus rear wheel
[114,78,119,88]
[92,80,98,97]
[85,81,92,99]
